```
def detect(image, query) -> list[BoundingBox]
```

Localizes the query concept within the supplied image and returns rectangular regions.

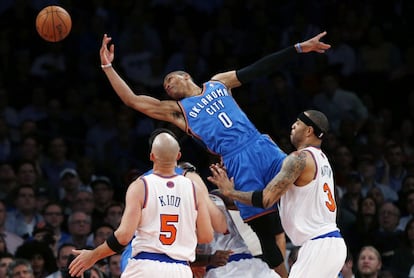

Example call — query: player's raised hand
[300,31,331,53]
[208,163,235,197]
[100,34,115,66]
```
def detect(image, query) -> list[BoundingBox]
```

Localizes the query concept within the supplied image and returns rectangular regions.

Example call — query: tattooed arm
[208,150,309,209]
[261,150,307,208]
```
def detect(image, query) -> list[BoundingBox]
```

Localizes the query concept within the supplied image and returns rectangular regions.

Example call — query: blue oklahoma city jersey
[179,81,287,220]
[179,81,260,156]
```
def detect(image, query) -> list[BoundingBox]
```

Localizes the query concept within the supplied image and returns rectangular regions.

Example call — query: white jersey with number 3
[279,146,338,246]
[131,173,198,262]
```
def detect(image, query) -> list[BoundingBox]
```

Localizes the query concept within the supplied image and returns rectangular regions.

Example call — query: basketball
[36,6,72,42]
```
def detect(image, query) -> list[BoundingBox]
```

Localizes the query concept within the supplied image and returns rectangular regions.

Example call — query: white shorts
[289,236,347,278]
[205,257,280,278]
[122,258,192,278]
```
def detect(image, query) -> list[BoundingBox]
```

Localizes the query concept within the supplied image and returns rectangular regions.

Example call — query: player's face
[164,73,187,100]
[290,119,308,148]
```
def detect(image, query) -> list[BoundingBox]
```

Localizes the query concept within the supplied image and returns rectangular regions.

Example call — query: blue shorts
[223,134,287,220]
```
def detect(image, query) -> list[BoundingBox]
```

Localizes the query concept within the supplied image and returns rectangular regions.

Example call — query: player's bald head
[151,132,181,162]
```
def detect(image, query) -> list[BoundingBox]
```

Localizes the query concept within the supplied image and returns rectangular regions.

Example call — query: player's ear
[149,152,155,161]
[176,151,182,161]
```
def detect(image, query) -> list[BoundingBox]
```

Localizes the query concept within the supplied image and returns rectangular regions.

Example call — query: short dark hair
[306,110,329,135]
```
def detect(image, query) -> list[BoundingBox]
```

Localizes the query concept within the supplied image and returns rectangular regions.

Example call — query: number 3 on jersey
[323,183,336,212]
[159,214,179,245]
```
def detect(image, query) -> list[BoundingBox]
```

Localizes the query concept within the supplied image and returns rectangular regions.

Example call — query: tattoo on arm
[229,191,254,206]
[262,151,307,207]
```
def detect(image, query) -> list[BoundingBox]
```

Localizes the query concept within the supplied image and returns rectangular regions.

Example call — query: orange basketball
[36,6,72,42]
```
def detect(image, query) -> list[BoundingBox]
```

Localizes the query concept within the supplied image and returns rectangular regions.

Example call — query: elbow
[198,233,213,244]
[197,227,214,244]
[213,215,228,234]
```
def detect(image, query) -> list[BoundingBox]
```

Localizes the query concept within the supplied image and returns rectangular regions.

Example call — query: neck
[152,163,177,176]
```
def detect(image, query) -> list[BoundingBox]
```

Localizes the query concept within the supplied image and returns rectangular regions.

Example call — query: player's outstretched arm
[99,34,183,127]
[69,179,143,277]
[212,31,330,88]
[208,151,306,209]
[195,184,214,244]
[186,171,227,234]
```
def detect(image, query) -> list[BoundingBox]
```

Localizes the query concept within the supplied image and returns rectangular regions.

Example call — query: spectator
[357,155,398,202]
[84,100,117,169]
[389,218,414,278]
[70,190,97,229]
[397,190,414,231]
[0,253,14,278]
[366,187,386,209]
[58,168,90,215]
[107,254,121,278]
[0,161,17,201]
[380,143,408,193]
[102,202,124,230]
[14,160,46,193]
[372,202,403,267]
[332,145,356,193]
[340,172,363,220]
[397,175,414,214]
[7,258,35,278]
[75,156,97,188]
[0,234,7,255]
[92,223,113,248]
[41,136,76,191]
[311,70,368,135]
[0,88,19,139]
[5,184,43,239]
[356,246,382,278]
[40,202,70,254]
[45,243,76,278]
[62,211,93,249]
[344,196,379,260]
[0,117,13,163]
[15,240,58,278]
[90,176,115,221]
[0,199,23,255]
[324,25,357,78]
[338,250,356,278]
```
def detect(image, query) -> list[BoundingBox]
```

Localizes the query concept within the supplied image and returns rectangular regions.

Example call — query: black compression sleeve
[236,46,297,84]
[252,190,265,209]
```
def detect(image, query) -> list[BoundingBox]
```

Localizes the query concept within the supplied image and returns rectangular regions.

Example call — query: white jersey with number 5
[131,173,198,262]
[279,146,338,246]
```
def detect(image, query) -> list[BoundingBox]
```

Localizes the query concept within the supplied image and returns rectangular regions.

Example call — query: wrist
[101,62,112,69]
[294,43,303,53]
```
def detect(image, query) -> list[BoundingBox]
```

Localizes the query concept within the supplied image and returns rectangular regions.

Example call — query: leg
[247,211,288,278]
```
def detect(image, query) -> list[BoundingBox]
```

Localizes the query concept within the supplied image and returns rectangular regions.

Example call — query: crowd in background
[1,0,414,277]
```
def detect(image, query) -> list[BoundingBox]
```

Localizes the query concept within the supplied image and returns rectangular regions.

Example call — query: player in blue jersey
[100,31,330,278]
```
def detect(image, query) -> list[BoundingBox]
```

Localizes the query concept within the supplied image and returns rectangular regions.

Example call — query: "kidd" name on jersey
[158,195,181,207]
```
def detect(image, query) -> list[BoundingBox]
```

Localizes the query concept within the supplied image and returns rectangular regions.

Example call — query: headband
[298,112,324,139]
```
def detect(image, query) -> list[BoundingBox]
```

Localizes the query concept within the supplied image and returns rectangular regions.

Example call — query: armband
[101,63,112,69]
[251,190,265,209]
[106,232,127,253]
[295,43,303,53]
